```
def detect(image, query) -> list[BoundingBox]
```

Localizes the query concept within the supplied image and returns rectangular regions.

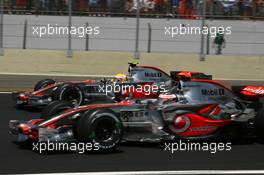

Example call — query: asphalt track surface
[0,74,263,90]
[0,80,264,174]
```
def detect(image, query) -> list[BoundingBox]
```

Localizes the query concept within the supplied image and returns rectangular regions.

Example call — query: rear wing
[170,71,212,80]
[232,86,264,99]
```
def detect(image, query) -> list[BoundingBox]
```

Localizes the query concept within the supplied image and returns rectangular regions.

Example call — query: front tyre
[54,84,83,106]
[41,101,74,120]
[255,109,264,141]
[76,109,123,152]
[34,79,56,91]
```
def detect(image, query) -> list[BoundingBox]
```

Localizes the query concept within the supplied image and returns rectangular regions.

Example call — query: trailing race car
[9,77,264,151]
[12,62,212,108]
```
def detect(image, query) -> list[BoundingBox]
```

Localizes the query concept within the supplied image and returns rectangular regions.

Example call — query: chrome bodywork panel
[10,80,259,143]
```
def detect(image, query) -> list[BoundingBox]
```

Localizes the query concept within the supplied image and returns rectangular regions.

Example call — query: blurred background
[3,0,264,19]
[1,0,264,56]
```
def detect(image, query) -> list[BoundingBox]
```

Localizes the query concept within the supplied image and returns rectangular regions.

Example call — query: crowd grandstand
[3,0,264,19]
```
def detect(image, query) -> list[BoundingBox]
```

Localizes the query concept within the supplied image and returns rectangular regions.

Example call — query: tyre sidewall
[76,109,123,151]
[41,100,74,120]
[55,84,84,106]
[255,108,264,140]
[34,79,56,91]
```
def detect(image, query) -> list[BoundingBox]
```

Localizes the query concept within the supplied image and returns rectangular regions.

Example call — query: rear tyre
[76,109,123,152]
[54,84,83,106]
[41,100,74,120]
[34,79,56,91]
[255,109,264,141]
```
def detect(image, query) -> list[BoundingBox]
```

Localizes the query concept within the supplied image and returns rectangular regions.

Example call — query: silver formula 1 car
[12,62,212,108]
[9,77,264,151]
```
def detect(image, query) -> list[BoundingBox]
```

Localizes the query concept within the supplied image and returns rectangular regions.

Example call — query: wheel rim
[94,119,118,143]
[60,87,82,106]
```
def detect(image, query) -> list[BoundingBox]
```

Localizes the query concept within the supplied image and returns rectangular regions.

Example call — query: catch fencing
[3,15,264,55]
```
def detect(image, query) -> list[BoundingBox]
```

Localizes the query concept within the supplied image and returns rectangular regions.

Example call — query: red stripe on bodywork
[173,113,232,137]
[41,101,132,127]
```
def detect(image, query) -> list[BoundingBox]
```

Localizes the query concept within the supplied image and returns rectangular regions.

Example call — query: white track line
[0,72,262,81]
[0,91,12,94]
[26,170,264,175]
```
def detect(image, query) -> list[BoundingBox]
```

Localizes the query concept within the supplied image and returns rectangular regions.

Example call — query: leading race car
[12,62,212,108]
[9,76,264,152]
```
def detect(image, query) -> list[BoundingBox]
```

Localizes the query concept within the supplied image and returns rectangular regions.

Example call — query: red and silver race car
[9,76,264,151]
[12,62,212,108]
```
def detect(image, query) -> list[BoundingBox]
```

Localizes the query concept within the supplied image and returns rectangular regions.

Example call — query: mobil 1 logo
[201,88,225,96]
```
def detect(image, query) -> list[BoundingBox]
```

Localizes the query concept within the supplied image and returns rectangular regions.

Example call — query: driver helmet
[177,71,192,80]
[115,73,127,83]
[128,60,139,75]
[128,60,139,67]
